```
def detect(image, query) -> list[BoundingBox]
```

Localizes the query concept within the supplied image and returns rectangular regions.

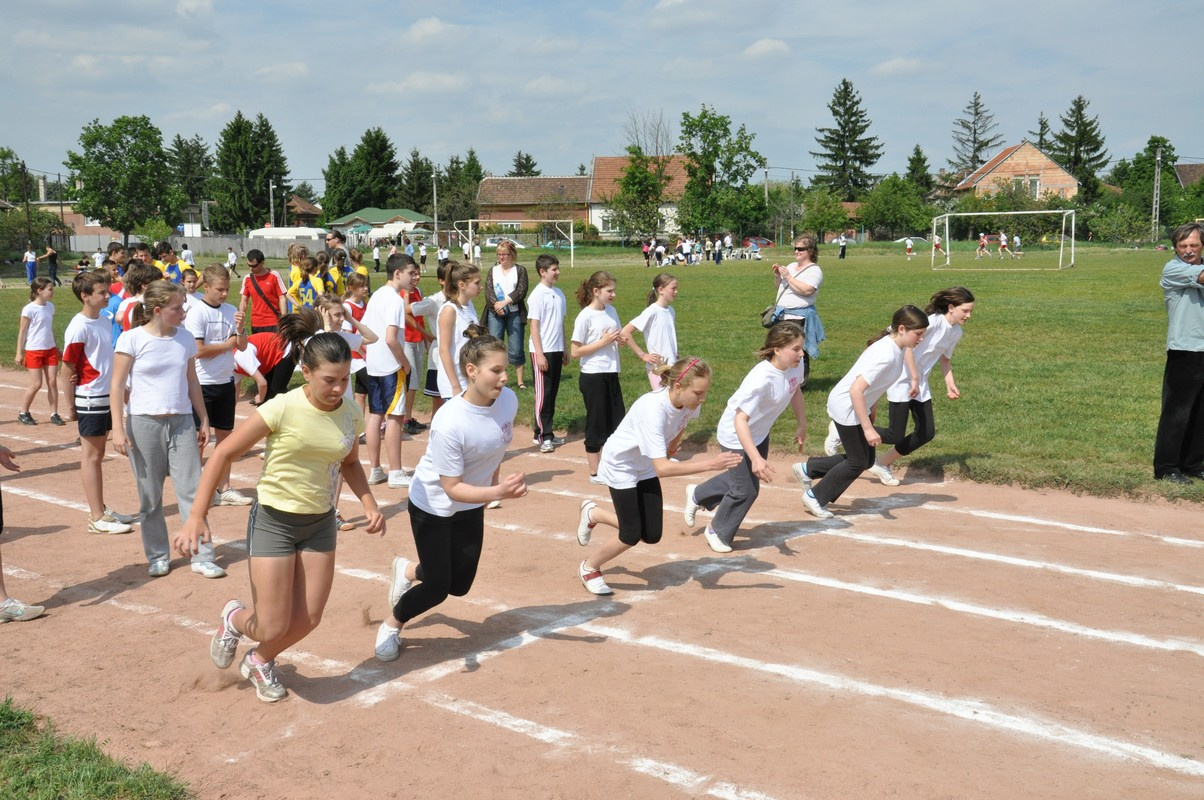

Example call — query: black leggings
[393,504,484,625]
[579,372,624,453]
[875,399,936,457]
[264,355,297,401]
[610,477,663,546]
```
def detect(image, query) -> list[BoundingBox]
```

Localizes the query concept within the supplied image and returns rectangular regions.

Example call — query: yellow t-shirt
[256,387,365,514]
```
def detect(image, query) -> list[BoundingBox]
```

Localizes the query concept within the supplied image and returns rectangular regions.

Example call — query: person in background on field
[723,232,733,261]
[111,280,224,579]
[373,240,381,273]
[22,243,37,285]
[643,239,651,269]
[92,246,106,268]
[528,254,567,452]
[771,234,826,381]
[838,233,848,260]
[575,357,741,595]
[684,323,807,553]
[622,272,679,390]
[1154,222,1204,484]
[419,240,428,270]
[239,248,288,334]
[288,257,323,310]
[343,272,372,418]
[472,237,482,268]
[570,270,625,482]
[975,232,989,260]
[181,268,201,312]
[180,242,194,267]
[862,287,975,486]
[412,261,450,420]
[792,306,929,519]
[998,230,1014,260]
[374,330,524,662]
[0,442,45,622]
[1013,233,1023,258]
[403,237,414,259]
[226,247,241,278]
[16,278,65,427]
[179,332,383,702]
[156,243,184,283]
[933,233,944,255]
[401,262,433,434]
[905,237,914,261]
[61,270,136,535]
[36,244,62,287]
[483,239,529,389]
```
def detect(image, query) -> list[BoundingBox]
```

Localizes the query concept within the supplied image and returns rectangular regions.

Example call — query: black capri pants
[393,504,484,625]
[609,477,663,546]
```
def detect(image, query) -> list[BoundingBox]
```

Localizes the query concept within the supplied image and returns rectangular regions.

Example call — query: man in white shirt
[180,243,195,267]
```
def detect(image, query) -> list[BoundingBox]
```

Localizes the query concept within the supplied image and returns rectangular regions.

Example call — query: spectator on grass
[770,234,827,381]
[484,239,529,390]
[1154,222,1204,484]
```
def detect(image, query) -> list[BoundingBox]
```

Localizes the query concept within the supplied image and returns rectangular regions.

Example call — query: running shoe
[375,622,402,662]
[217,489,253,506]
[577,500,597,546]
[791,461,812,493]
[148,559,170,577]
[387,469,411,489]
[210,600,244,669]
[539,440,555,453]
[485,499,501,509]
[367,467,387,485]
[335,513,354,531]
[240,651,288,702]
[191,561,226,579]
[17,412,35,426]
[578,560,613,596]
[867,463,900,486]
[104,506,139,525]
[823,420,841,456]
[704,526,733,553]
[801,490,834,520]
[403,419,421,435]
[0,597,45,623]
[588,474,606,486]
[533,436,566,446]
[683,484,701,527]
[49,414,66,426]
[388,556,413,607]
[88,513,132,535]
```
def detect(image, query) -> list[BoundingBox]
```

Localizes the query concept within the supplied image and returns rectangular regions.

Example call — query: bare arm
[438,305,461,394]
[848,376,880,446]
[441,471,528,505]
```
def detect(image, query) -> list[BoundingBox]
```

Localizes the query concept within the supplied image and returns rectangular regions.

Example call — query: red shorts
[25,348,60,369]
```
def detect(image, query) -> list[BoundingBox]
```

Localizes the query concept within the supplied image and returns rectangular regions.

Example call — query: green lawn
[0,241,1195,500]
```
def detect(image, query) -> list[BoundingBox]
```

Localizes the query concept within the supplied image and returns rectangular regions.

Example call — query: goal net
[452,219,577,268]
[931,209,1076,271]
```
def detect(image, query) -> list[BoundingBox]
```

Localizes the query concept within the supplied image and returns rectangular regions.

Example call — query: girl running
[792,306,929,519]
[374,329,525,661]
[621,272,679,390]
[16,278,64,426]
[110,280,222,578]
[435,261,481,399]
[869,287,975,485]
[683,322,807,552]
[575,357,742,595]
[176,332,383,703]
[571,270,625,481]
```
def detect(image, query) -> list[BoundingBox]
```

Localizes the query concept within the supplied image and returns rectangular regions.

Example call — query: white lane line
[577,622,1204,779]
[920,503,1204,549]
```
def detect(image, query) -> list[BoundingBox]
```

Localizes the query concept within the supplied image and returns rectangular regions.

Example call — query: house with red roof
[954,141,1079,200]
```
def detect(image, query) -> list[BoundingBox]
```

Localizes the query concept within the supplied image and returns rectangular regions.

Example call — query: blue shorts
[366,370,406,416]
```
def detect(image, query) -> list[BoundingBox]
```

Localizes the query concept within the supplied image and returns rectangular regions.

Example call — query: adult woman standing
[483,240,529,389]
[770,234,827,380]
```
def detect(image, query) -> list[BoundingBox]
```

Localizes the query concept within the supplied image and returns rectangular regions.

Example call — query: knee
[918,425,936,446]
[252,615,291,643]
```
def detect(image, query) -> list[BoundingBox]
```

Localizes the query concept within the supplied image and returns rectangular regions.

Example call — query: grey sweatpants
[692,439,768,545]
[127,414,213,565]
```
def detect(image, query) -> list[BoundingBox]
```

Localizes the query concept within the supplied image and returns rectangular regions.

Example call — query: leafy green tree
[1088,201,1146,243]
[508,151,540,177]
[858,174,932,239]
[0,147,34,204]
[394,147,434,213]
[948,92,1004,175]
[809,78,883,202]
[904,145,934,196]
[676,104,764,233]
[435,148,484,223]
[1049,95,1108,204]
[167,134,213,205]
[1107,136,1181,237]
[346,128,399,210]
[799,188,848,243]
[64,115,180,242]
[321,146,353,221]
[209,111,290,231]
[1028,113,1051,150]
[0,206,72,255]
[602,144,666,240]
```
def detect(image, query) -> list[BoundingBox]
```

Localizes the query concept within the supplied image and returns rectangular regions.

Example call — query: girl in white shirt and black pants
[570,271,626,480]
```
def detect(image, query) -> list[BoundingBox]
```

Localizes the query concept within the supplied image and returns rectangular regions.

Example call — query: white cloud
[365,72,467,94]
[523,76,570,94]
[403,16,463,43]
[256,63,310,82]
[177,0,212,18]
[744,38,788,58]
[871,57,924,77]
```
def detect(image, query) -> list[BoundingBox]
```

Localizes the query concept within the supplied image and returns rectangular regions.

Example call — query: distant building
[287,194,322,227]
[587,155,690,237]
[954,141,1079,200]
[476,176,590,228]
[1173,163,1204,190]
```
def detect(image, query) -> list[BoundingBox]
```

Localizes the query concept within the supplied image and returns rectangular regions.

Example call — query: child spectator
[16,278,65,426]
[527,254,567,452]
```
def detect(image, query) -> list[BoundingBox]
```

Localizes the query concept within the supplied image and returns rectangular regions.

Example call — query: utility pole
[432,167,439,245]
[21,160,32,247]
[1151,147,1162,242]
[268,181,276,227]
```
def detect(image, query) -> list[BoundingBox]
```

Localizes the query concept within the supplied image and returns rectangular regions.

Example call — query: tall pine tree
[948,92,1004,175]
[1049,95,1108,203]
[394,147,434,213]
[1028,113,1051,150]
[321,146,353,221]
[809,78,882,202]
[346,127,399,211]
[904,145,934,196]
[508,151,540,177]
[210,111,290,230]
[166,133,213,205]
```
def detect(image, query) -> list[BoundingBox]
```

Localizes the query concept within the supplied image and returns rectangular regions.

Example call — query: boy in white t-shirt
[527,254,567,451]
[361,254,417,488]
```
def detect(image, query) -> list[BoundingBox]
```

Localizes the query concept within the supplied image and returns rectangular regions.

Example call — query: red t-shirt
[404,287,426,343]
[242,331,287,375]
[241,271,287,329]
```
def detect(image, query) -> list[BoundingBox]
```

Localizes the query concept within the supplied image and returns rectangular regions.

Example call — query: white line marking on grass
[577,623,1204,778]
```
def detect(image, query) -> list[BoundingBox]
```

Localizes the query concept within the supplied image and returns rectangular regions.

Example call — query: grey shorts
[246,502,337,557]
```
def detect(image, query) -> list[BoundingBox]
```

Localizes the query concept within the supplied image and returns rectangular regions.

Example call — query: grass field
[0,241,1195,500]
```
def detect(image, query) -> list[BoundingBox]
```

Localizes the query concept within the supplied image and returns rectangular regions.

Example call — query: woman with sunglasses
[770,234,827,380]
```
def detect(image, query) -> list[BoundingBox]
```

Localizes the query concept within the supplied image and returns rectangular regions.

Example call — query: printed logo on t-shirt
[788,377,799,394]
[500,420,513,445]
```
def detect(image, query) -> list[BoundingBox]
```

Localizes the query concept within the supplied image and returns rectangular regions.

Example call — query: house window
[601,216,616,232]
[499,222,520,232]
[1012,176,1040,199]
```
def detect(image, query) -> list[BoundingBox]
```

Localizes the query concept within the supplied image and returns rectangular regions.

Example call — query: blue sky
[4,0,1199,193]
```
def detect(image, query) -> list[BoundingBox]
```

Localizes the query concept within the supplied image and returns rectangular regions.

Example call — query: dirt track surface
[2,372,1202,799]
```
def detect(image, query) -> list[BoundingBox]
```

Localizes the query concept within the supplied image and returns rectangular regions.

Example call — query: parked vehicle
[742,236,774,248]
[484,236,526,249]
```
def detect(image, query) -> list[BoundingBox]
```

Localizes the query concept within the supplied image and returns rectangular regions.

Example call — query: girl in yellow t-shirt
[174,332,385,703]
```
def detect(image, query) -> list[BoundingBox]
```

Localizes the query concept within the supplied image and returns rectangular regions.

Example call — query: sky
[3,0,1200,196]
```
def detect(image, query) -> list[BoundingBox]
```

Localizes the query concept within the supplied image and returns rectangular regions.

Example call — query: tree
[292,180,318,204]
[859,174,932,239]
[209,111,290,231]
[166,134,213,205]
[603,144,668,240]
[321,146,353,221]
[253,113,291,225]
[799,188,848,243]
[809,78,883,202]
[1108,136,1183,237]
[346,127,400,211]
[948,92,1004,175]
[0,147,35,204]
[394,147,434,213]
[64,115,179,242]
[576,163,587,176]
[676,104,764,233]
[1088,201,1145,243]
[1049,95,1108,204]
[435,148,485,224]
[0,206,72,254]
[508,151,540,177]
[904,145,934,197]
[1028,113,1051,150]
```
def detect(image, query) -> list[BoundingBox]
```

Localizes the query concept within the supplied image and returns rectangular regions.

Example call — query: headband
[675,358,701,385]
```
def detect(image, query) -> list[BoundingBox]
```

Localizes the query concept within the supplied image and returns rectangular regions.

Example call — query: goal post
[453,219,577,268]
[931,209,1076,271]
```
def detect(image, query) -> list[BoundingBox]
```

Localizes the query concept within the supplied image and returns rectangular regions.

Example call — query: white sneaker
[485,499,502,509]
[375,622,402,662]
[104,506,138,525]
[88,513,132,535]
[191,561,227,579]
[217,489,253,506]
[148,559,170,577]
[823,420,841,456]
[579,560,613,595]
[549,436,566,445]
[589,474,606,486]
[801,490,834,519]
[577,500,597,546]
[388,557,412,607]
[387,469,412,489]
[868,463,900,486]
[539,440,555,453]
[367,467,387,485]
[791,461,812,492]
[683,484,701,527]
[704,526,732,553]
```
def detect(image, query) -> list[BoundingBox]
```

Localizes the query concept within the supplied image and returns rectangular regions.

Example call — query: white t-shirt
[526,283,566,353]
[181,248,194,266]
[886,314,963,404]
[62,313,113,400]
[409,389,518,517]
[826,335,905,426]
[627,303,677,369]
[23,249,36,265]
[599,389,699,489]
[362,283,407,376]
[226,251,237,267]
[780,264,823,310]
[436,301,480,398]
[412,290,447,373]
[92,250,105,267]
[571,305,622,374]
[716,360,804,450]
[20,302,56,350]
[183,291,203,313]
[115,326,198,415]
[184,299,237,384]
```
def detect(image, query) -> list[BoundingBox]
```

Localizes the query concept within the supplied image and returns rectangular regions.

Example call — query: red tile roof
[477,176,589,207]
[1174,164,1204,188]
[588,155,690,203]
[954,144,1024,191]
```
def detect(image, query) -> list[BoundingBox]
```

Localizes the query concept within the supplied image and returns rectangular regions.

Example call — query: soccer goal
[452,219,577,268]
[931,209,1076,271]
